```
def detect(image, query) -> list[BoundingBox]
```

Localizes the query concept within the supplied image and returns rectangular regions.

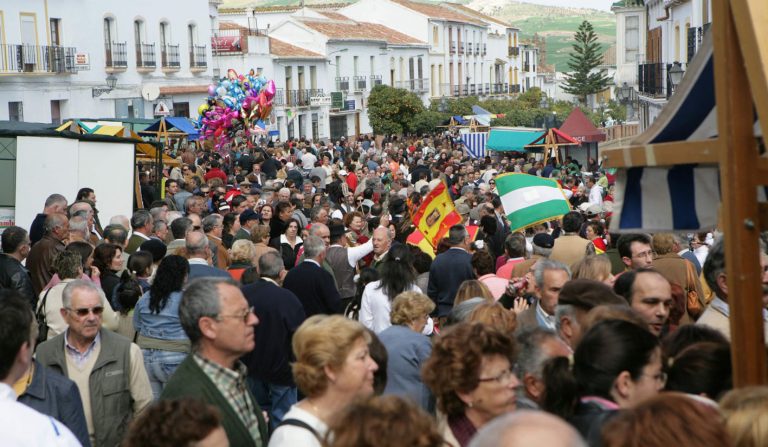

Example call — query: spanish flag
[411,181,463,248]
[406,229,435,259]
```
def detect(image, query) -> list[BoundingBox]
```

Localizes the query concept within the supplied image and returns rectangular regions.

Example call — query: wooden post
[712,0,766,386]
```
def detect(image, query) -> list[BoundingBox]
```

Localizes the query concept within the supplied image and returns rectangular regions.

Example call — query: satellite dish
[141,84,160,101]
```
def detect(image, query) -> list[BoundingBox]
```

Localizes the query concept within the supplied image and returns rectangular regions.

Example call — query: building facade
[0,0,214,123]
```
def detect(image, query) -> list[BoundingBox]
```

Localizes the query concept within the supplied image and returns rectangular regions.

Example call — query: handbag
[35,288,53,346]
[685,261,703,319]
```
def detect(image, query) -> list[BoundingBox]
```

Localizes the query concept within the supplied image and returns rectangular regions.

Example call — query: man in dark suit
[241,251,305,430]
[427,225,475,318]
[283,235,342,316]
[185,231,230,280]
[125,210,153,254]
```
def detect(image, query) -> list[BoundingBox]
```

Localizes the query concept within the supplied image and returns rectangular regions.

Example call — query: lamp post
[92,74,118,98]
[668,61,684,96]
[617,81,636,122]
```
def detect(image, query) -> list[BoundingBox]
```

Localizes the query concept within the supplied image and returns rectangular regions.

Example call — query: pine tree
[562,20,612,104]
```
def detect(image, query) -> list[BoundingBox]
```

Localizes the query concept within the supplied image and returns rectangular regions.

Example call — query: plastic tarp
[141,117,200,141]
[452,115,468,125]
[486,129,543,152]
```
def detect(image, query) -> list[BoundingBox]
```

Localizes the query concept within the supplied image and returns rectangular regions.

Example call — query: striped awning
[610,33,765,232]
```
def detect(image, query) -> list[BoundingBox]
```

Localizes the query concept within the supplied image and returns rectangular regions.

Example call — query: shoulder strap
[37,287,53,316]
[277,418,321,441]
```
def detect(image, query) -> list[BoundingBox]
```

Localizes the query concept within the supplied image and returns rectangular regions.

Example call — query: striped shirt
[193,354,261,444]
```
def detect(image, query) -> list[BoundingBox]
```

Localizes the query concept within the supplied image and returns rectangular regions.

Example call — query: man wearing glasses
[162,278,268,447]
[36,280,152,447]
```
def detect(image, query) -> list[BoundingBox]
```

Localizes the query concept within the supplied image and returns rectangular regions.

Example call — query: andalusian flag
[496,173,571,232]
[412,181,462,248]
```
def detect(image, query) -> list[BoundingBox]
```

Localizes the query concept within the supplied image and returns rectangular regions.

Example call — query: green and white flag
[495,173,571,231]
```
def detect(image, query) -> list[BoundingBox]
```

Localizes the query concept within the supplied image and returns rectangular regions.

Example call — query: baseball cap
[532,233,555,249]
[239,209,259,225]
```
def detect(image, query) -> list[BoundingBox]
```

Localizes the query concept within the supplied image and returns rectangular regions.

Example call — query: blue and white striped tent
[462,132,488,159]
[610,33,765,232]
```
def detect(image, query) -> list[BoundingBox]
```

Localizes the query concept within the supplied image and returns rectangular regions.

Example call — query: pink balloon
[264,80,276,100]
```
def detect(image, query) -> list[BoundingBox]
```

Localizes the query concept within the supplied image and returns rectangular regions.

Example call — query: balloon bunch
[198,68,276,153]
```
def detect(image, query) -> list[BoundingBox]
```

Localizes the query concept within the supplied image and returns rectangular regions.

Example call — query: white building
[340,0,530,99]
[614,0,712,130]
[0,0,215,123]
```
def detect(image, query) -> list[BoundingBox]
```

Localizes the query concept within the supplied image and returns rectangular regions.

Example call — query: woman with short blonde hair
[268,315,378,447]
[227,239,254,282]
[454,279,494,306]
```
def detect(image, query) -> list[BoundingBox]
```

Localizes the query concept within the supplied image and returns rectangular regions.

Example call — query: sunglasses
[67,306,104,317]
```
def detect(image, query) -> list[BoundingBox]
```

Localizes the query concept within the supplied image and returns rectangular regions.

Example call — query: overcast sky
[521,0,617,11]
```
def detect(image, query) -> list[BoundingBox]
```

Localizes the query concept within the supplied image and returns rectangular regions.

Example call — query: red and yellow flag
[411,181,463,248]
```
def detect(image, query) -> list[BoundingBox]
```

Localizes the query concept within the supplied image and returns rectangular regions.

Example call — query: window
[432,25,439,45]
[50,18,61,46]
[335,55,341,78]
[104,18,113,45]
[159,21,169,48]
[50,100,61,125]
[370,55,374,76]
[8,102,23,122]
[310,66,317,89]
[134,20,143,45]
[353,55,358,77]
[625,15,639,64]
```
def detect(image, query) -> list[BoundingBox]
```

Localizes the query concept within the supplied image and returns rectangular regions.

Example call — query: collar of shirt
[710,296,768,321]
[0,383,17,400]
[262,277,280,286]
[448,247,467,253]
[304,258,321,268]
[193,353,247,384]
[506,257,524,264]
[188,258,209,265]
[135,232,151,240]
[65,330,100,365]
[535,301,556,330]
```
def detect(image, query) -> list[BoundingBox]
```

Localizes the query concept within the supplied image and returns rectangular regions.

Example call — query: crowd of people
[0,132,766,447]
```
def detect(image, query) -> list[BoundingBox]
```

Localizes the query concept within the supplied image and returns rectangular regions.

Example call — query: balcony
[370,74,382,87]
[105,41,127,70]
[136,43,156,71]
[190,44,207,71]
[161,44,180,70]
[335,76,350,92]
[467,42,473,55]
[211,26,266,54]
[482,43,487,56]
[353,75,367,92]
[482,83,490,95]
[450,42,456,55]
[288,89,323,107]
[491,83,505,94]
[458,42,464,54]
[637,62,669,98]
[468,83,476,95]
[508,46,519,57]
[510,84,521,93]
[0,44,77,74]
[274,89,286,106]
[395,79,428,93]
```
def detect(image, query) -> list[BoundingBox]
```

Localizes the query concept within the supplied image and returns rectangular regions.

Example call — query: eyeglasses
[216,306,254,323]
[66,306,104,317]
[478,368,517,386]
[632,250,655,259]
[641,371,668,385]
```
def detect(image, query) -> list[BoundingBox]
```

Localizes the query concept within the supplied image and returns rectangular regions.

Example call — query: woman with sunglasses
[133,255,191,398]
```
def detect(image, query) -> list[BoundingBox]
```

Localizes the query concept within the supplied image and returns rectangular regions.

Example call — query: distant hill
[221,0,616,72]
[466,0,616,72]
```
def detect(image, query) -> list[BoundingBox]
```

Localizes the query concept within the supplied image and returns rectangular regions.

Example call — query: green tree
[562,21,612,104]
[367,85,424,135]
[409,110,445,135]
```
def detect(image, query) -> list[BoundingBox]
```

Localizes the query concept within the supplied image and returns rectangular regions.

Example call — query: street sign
[331,92,344,109]
[345,99,355,111]
[310,95,331,107]
[154,100,171,117]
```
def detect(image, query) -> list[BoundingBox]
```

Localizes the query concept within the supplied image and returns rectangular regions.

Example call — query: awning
[486,128,542,152]
[494,58,507,65]
[140,117,200,141]
[528,128,580,146]
[609,33,766,232]
[559,108,606,143]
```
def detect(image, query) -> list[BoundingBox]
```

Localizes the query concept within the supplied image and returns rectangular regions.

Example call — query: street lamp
[668,62,685,94]
[617,81,636,121]
[92,74,118,98]
[437,97,448,113]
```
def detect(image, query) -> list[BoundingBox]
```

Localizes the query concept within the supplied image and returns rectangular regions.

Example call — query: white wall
[1,0,213,123]
[15,137,134,232]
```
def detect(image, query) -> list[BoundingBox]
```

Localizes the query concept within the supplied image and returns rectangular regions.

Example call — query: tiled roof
[298,18,427,45]
[219,21,245,30]
[602,45,616,65]
[317,11,353,21]
[269,37,325,58]
[444,3,513,28]
[390,0,487,26]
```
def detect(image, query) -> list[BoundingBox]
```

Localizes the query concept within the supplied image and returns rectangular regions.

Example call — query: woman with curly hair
[92,242,124,303]
[133,255,190,398]
[324,395,444,447]
[123,398,226,447]
[268,315,378,447]
[422,322,519,447]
